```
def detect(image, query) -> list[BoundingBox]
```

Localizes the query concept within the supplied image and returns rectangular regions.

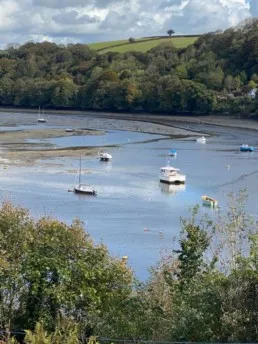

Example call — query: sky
[0,0,257,47]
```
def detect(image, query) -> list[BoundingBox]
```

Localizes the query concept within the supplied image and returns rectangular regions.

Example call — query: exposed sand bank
[0,128,103,143]
[0,107,255,166]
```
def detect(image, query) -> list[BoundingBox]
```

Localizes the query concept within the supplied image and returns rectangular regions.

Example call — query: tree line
[1,189,258,342]
[0,19,258,116]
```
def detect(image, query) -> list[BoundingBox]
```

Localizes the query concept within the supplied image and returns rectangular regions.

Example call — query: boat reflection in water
[159,182,186,194]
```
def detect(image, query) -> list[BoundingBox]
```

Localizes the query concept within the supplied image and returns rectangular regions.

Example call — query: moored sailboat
[38,107,47,123]
[73,157,97,195]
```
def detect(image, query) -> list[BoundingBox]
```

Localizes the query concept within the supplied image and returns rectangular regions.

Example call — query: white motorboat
[159,166,186,184]
[98,152,112,161]
[73,157,97,195]
[65,128,74,133]
[196,136,206,144]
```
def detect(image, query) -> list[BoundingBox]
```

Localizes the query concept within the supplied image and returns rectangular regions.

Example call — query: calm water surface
[1,112,258,280]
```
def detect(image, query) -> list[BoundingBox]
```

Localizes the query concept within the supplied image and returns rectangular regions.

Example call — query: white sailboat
[38,107,47,123]
[73,157,97,195]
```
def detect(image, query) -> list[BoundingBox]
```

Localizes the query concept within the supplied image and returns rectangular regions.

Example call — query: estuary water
[1,112,258,280]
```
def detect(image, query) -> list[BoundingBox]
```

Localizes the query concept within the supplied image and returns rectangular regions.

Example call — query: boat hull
[202,200,218,207]
[74,186,97,195]
[240,147,254,152]
[100,157,111,161]
[160,175,186,184]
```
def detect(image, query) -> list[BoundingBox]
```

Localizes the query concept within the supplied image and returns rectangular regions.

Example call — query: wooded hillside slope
[0,20,258,115]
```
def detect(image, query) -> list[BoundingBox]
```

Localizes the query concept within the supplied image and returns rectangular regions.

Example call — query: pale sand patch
[0,128,103,143]
[0,127,106,166]
[3,147,104,166]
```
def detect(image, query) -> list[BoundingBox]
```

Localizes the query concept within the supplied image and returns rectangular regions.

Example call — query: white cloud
[163,0,251,34]
[0,0,254,47]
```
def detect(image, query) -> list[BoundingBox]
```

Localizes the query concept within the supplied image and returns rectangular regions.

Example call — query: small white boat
[159,166,186,184]
[196,136,206,144]
[73,157,97,195]
[37,107,47,123]
[98,152,112,161]
[65,128,74,133]
[202,195,218,207]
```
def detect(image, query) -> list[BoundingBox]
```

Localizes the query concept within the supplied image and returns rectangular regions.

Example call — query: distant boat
[169,149,177,157]
[159,165,186,184]
[197,136,206,144]
[65,128,74,133]
[37,107,47,123]
[202,195,218,208]
[73,156,97,195]
[98,152,112,161]
[240,144,254,152]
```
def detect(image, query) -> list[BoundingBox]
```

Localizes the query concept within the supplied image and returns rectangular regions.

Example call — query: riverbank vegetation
[1,189,258,342]
[0,19,258,116]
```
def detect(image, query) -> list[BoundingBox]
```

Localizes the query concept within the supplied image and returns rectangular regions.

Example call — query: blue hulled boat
[169,149,177,157]
[240,144,254,152]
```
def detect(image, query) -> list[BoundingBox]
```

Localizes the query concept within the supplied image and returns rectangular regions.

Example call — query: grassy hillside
[88,36,199,54]
[87,39,129,51]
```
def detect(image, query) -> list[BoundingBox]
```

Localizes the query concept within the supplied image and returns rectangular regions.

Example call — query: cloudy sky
[0,0,257,47]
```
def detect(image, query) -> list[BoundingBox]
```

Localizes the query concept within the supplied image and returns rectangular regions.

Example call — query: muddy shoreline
[0,107,257,131]
[0,107,255,166]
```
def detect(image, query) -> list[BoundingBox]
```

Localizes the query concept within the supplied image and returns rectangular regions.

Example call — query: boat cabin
[160,166,180,175]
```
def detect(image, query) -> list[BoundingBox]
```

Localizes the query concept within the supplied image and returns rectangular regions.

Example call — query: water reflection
[159,182,186,194]
[99,160,113,171]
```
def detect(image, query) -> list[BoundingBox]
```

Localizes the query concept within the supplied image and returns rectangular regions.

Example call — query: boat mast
[166,154,170,167]
[79,156,81,186]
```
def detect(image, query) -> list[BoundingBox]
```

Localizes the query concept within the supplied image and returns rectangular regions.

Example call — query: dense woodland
[1,19,258,116]
[2,190,258,343]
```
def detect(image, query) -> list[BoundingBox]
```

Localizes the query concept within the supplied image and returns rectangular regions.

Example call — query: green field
[88,36,199,54]
[88,39,129,50]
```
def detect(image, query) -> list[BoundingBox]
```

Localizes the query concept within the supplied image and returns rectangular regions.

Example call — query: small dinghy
[202,195,218,208]
[169,149,177,157]
[240,144,254,152]
[197,136,206,144]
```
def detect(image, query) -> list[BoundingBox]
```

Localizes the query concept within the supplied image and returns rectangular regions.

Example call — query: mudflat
[0,108,256,166]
